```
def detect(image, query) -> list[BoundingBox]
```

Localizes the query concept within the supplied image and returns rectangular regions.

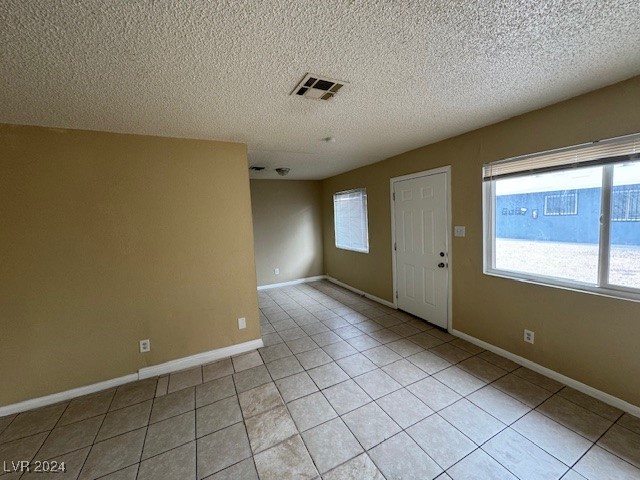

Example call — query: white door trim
[390,166,452,331]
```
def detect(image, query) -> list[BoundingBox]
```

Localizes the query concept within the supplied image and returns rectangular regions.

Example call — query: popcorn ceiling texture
[1,0,639,179]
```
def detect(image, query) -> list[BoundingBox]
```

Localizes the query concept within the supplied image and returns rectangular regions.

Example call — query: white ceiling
[1,1,639,180]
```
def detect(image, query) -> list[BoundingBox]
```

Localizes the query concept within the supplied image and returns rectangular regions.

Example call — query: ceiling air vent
[291,73,346,101]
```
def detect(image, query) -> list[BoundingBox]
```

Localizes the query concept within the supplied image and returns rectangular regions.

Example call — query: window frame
[333,188,370,254]
[482,134,640,303]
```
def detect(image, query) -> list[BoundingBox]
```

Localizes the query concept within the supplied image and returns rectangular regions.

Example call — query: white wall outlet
[238,317,246,329]
[274,268,280,275]
[524,329,535,344]
[139,339,151,353]
[454,226,466,237]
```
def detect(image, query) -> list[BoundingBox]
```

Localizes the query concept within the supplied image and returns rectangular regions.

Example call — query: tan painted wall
[322,76,640,407]
[250,180,323,286]
[0,124,260,406]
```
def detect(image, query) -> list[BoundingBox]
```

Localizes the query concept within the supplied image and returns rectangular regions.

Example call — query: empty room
[1,1,639,479]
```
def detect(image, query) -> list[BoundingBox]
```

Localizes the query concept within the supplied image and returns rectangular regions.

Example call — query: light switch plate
[238,317,246,329]
[454,226,466,237]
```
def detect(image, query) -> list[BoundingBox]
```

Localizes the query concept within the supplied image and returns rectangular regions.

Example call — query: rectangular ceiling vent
[291,73,347,101]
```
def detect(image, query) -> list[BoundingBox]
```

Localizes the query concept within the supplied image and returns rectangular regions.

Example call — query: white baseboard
[0,374,139,417]
[451,329,640,418]
[138,339,264,379]
[0,338,264,417]
[325,276,397,310]
[257,275,326,291]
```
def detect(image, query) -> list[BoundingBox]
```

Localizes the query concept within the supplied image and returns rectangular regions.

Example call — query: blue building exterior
[496,186,640,245]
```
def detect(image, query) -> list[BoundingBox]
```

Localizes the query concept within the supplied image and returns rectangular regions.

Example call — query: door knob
[440,252,445,257]
[438,262,445,268]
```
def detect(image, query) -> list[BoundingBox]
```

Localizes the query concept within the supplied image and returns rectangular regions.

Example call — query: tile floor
[1,280,639,479]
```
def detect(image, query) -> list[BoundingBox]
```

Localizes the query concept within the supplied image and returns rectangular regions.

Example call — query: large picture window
[334,188,369,253]
[483,133,640,300]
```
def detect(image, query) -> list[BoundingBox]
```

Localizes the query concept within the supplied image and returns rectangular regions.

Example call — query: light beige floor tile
[265,355,304,380]
[478,351,520,372]
[97,400,151,442]
[440,398,505,445]
[537,396,613,441]
[238,383,283,418]
[407,351,451,374]
[168,367,202,394]
[492,374,553,408]
[202,359,233,383]
[369,432,442,480]
[253,435,317,480]
[195,376,235,408]
[78,427,146,480]
[376,388,433,429]
[430,343,473,364]
[433,366,486,396]
[354,369,402,400]
[557,387,623,421]
[38,414,103,458]
[274,372,318,403]
[150,387,195,424]
[450,338,485,355]
[574,445,640,480]
[467,386,530,424]
[448,448,517,479]
[382,359,428,386]
[0,404,66,443]
[58,390,114,426]
[138,441,195,480]
[301,418,363,474]
[308,362,349,390]
[111,379,157,411]
[458,357,509,383]
[205,458,258,480]
[407,415,476,470]
[597,424,640,468]
[512,367,564,393]
[155,377,169,398]
[407,377,461,412]
[323,379,372,416]
[21,446,90,480]
[512,411,591,466]
[196,397,241,438]
[231,351,263,373]
[323,453,384,480]
[336,353,378,377]
[196,423,251,479]
[617,412,640,435]
[97,464,139,479]
[143,411,194,459]
[342,402,401,450]
[245,405,298,453]
[483,428,568,480]
[232,365,272,393]
[0,432,48,465]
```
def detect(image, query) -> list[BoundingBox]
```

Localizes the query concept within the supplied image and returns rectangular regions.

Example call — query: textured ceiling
[1,1,639,179]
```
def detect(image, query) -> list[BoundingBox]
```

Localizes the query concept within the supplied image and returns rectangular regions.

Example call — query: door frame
[390,165,452,331]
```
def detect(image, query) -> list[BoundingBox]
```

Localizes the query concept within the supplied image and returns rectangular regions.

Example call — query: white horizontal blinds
[334,188,369,253]
[483,133,640,180]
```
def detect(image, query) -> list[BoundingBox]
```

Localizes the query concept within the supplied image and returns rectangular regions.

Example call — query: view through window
[484,134,640,298]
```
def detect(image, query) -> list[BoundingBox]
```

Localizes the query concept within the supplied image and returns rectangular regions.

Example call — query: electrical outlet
[238,317,246,329]
[454,226,466,237]
[524,329,535,344]
[139,339,151,353]
[274,268,280,275]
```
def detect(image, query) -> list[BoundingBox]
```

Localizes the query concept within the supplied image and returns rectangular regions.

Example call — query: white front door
[393,171,449,329]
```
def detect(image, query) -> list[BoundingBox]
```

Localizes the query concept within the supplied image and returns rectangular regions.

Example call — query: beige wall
[322,76,640,407]
[251,180,323,286]
[0,124,260,406]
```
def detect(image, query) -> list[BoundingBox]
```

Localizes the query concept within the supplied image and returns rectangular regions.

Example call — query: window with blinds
[334,188,369,253]
[483,132,640,300]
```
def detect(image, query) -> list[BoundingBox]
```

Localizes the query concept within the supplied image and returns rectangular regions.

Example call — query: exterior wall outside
[496,185,640,245]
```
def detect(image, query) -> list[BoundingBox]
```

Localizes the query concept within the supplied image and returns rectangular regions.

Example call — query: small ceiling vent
[249,166,266,171]
[291,73,347,101]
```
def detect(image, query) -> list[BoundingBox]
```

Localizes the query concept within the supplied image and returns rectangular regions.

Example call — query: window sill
[484,269,640,303]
